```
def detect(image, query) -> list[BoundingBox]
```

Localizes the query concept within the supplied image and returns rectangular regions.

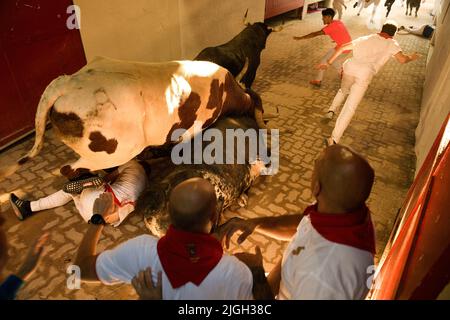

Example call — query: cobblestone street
[0,3,433,299]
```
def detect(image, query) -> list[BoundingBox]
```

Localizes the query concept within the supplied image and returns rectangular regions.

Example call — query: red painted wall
[265,0,305,19]
[0,0,86,149]
[369,114,450,299]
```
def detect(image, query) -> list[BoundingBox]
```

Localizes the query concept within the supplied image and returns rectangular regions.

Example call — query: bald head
[169,178,217,233]
[313,145,374,212]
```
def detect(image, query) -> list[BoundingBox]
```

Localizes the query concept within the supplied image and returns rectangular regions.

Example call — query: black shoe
[10,193,32,221]
[63,176,104,194]
[353,2,358,8]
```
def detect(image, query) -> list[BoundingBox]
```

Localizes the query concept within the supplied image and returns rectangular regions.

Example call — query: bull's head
[242,8,284,33]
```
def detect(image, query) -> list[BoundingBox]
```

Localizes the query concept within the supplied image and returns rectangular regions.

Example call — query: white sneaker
[323,111,334,120]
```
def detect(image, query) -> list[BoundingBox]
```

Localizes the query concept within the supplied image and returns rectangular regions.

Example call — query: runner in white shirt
[95,233,253,300]
[9,160,147,227]
[356,0,381,24]
[75,178,268,300]
[218,144,376,300]
[318,22,420,146]
[278,210,374,299]
[333,0,348,20]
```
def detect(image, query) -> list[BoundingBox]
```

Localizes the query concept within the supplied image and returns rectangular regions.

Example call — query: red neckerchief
[378,32,393,39]
[304,204,376,255]
[157,225,223,288]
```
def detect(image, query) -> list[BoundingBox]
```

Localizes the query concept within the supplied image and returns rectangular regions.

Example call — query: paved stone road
[0,3,433,299]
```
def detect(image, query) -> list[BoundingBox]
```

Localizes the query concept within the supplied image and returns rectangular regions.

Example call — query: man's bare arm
[327,42,353,64]
[316,42,353,70]
[74,192,117,282]
[293,30,325,40]
[253,214,303,241]
[217,214,303,249]
[75,224,103,282]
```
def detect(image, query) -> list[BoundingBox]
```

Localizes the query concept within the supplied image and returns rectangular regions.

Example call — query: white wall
[73,0,182,62]
[415,0,450,169]
[73,0,265,63]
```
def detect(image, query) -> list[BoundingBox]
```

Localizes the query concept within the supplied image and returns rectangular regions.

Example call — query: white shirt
[343,34,401,79]
[73,160,147,226]
[109,160,147,205]
[278,216,374,300]
[96,234,254,300]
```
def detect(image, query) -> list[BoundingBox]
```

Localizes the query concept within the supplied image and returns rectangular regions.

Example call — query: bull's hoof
[262,112,279,120]
[60,165,76,179]
[60,165,91,180]
[237,194,249,208]
[144,215,168,238]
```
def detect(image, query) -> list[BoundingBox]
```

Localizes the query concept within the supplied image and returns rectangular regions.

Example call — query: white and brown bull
[3,57,264,179]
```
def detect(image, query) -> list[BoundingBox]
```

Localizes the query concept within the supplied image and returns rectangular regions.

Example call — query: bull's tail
[245,88,266,130]
[254,102,266,130]
[0,76,69,179]
[21,75,69,161]
[247,89,294,135]
[235,58,249,89]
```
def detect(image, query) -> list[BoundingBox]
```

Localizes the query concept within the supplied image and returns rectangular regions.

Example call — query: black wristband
[89,214,106,225]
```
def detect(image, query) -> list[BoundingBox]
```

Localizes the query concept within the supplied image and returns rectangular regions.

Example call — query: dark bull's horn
[269,25,283,32]
[269,20,284,32]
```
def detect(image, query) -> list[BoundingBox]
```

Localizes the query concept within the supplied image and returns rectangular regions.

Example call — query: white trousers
[333,3,344,19]
[30,190,73,212]
[30,188,104,223]
[315,49,349,82]
[30,181,141,226]
[328,73,370,143]
[405,25,427,36]
[358,0,379,20]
